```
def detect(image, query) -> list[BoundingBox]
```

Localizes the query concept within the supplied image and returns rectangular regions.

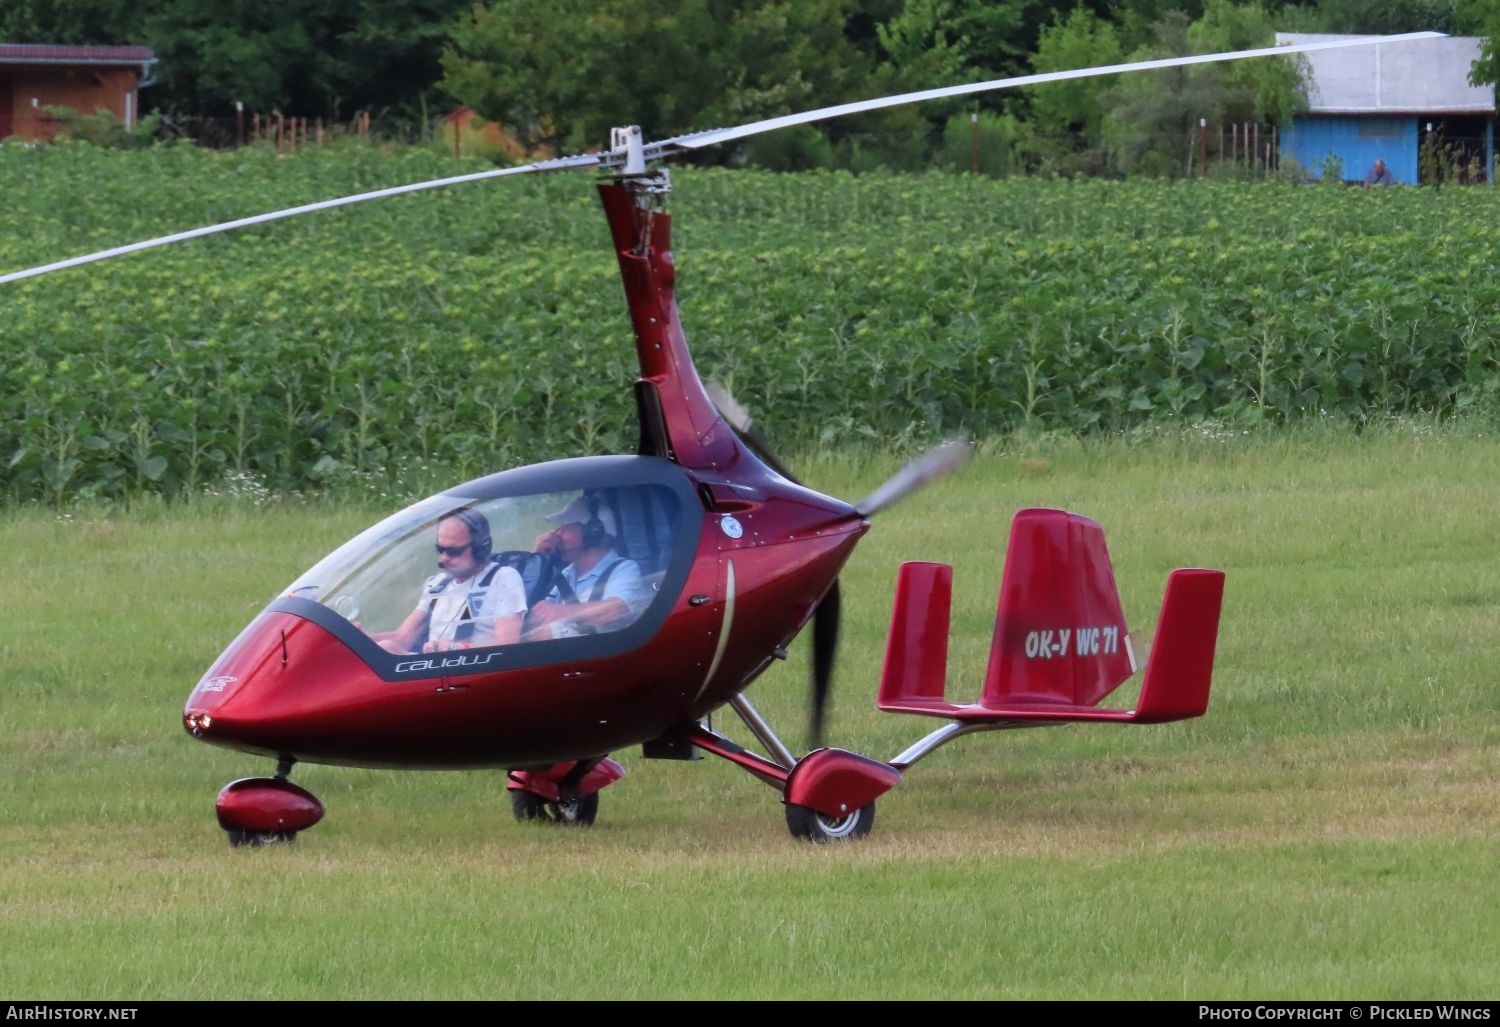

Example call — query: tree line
[4,0,1495,176]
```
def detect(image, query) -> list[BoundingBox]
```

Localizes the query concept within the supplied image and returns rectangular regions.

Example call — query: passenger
[524,493,648,640]
[370,507,526,654]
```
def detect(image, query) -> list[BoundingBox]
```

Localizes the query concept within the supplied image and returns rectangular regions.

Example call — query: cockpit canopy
[275,457,699,680]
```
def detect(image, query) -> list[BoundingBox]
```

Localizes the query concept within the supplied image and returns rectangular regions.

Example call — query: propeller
[707,380,840,746]
[854,436,973,518]
[708,381,971,748]
[704,381,800,484]
[800,437,971,745]
[809,580,840,750]
[0,31,1441,287]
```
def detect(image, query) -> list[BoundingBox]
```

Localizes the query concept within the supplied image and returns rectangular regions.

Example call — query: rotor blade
[0,153,604,286]
[647,31,1444,157]
[5,31,1442,286]
[809,579,840,750]
[854,437,972,519]
[705,379,802,484]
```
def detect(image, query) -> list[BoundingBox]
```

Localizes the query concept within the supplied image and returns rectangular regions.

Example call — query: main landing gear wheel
[511,789,599,827]
[784,801,876,842]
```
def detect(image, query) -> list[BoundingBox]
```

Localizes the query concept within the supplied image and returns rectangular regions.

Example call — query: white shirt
[418,563,527,646]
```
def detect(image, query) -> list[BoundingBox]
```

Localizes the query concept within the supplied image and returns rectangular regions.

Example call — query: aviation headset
[445,507,493,563]
[581,494,610,550]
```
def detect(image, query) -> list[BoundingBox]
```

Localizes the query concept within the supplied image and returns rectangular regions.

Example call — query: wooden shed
[0,44,157,141]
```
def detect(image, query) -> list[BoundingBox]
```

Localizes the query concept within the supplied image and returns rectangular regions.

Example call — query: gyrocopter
[3,31,1439,843]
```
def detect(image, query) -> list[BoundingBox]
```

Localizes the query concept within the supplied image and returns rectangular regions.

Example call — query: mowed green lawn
[1,425,1496,999]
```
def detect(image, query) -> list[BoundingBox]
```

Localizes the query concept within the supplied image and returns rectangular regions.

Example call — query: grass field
[1,424,1497,999]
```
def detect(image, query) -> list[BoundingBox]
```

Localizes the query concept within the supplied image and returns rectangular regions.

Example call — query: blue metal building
[1278,33,1496,185]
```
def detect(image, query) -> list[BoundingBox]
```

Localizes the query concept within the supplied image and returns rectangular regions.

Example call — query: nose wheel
[217,760,325,847]
[226,828,298,848]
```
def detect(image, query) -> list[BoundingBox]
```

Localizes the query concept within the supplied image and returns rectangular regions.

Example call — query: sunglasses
[435,543,473,557]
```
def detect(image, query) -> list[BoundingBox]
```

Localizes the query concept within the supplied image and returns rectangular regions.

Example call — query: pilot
[524,493,648,640]
[370,507,527,654]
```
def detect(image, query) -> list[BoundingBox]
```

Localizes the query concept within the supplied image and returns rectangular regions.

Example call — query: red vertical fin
[1132,568,1224,722]
[982,509,1135,709]
[878,562,951,708]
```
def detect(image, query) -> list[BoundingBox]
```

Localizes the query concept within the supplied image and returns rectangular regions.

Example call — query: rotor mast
[599,126,738,472]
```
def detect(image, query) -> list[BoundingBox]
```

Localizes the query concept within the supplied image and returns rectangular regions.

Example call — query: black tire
[549,792,599,827]
[226,828,296,848]
[511,789,599,827]
[510,789,548,822]
[785,801,875,842]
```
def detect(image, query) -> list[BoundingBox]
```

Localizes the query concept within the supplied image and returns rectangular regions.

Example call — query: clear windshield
[285,483,682,655]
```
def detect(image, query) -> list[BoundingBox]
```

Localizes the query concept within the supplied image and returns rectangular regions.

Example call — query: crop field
[1,427,1498,999]
[3,142,1500,504]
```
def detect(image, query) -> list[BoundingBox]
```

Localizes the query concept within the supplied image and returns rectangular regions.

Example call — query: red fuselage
[185,466,865,768]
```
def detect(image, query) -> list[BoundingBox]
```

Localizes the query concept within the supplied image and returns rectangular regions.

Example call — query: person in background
[1364,158,1396,187]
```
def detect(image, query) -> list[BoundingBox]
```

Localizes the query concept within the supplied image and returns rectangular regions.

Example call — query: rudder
[981,508,1136,710]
